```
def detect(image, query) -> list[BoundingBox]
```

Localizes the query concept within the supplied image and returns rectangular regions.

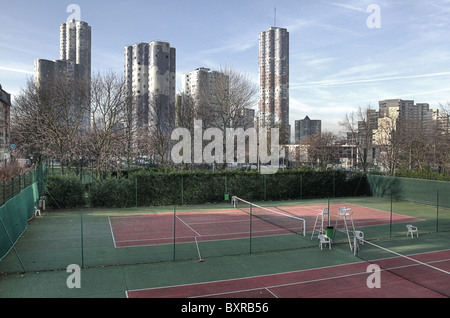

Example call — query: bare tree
[122,93,136,169]
[175,92,196,132]
[198,66,257,132]
[372,108,401,175]
[302,130,338,167]
[440,102,450,115]
[54,77,91,173]
[11,79,46,162]
[11,77,90,174]
[339,105,377,173]
[172,92,197,168]
[434,128,450,174]
[393,118,428,171]
[147,94,175,166]
[87,71,127,179]
[194,66,258,167]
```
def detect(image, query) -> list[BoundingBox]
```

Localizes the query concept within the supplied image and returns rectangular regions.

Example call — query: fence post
[173,205,176,261]
[224,175,227,201]
[333,171,335,197]
[264,175,267,201]
[390,192,393,238]
[249,203,253,254]
[135,178,138,208]
[181,175,184,206]
[80,210,84,268]
[300,174,303,200]
[436,190,439,233]
[327,197,331,226]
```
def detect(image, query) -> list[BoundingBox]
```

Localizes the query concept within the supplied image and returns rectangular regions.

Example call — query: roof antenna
[274,6,277,26]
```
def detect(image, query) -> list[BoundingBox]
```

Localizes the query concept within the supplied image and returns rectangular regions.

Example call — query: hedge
[46,175,85,208]
[46,169,367,209]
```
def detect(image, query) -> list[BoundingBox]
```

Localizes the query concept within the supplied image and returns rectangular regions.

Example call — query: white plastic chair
[354,230,364,243]
[406,224,418,238]
[318,234,331,250]
[353,230,364,254]
[34,205,41,216]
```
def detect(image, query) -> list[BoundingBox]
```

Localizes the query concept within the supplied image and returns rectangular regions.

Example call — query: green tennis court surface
[1,197,449,298]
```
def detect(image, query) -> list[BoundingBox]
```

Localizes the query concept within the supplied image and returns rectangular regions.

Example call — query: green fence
[366,175,450,209]
[1,170,449,274]
[0,164,46,261]
[365,174,450,235]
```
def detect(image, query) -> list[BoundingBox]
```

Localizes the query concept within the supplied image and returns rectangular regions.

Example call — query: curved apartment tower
[258,27,290,143]
[34,20,91,131]
[60,20,91,81]
[124,41,176,148]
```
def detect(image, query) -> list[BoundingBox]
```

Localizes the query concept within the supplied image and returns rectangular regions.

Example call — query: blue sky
[1,0,450,134]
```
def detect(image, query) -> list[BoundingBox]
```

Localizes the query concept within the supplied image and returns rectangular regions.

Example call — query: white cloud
[0,66,34,75]
[325,2,367,13]
[305,57,337,67]
[292,71,450,89]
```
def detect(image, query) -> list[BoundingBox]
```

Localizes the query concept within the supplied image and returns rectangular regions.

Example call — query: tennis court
[127,249,450,298]
[109,201,422,249]
[1,196,449,299]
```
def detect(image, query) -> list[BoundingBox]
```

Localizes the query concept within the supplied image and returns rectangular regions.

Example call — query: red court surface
[126,249,450,298]
[109,203,423,248]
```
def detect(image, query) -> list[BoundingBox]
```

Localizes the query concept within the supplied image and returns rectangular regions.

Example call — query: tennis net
[232,196,306,236]
[354,234,450,297]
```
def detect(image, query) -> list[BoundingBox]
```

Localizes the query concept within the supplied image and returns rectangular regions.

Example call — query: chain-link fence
[0,163,47,262]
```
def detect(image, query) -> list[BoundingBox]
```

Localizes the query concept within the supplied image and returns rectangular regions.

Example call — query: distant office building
[295,116,321,143]
[258,27,290,143]
[378,99,438,135]
[182,67,228,103]
[379,99,433,124]
[181,67,228,122]
[0,85,11,165]
[124,41,176,141]
[34,20,91,130]
[181,67,255,129]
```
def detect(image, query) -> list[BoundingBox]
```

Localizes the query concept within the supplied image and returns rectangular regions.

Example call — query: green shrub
[89,178,134,208]
[46,175,85,208]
